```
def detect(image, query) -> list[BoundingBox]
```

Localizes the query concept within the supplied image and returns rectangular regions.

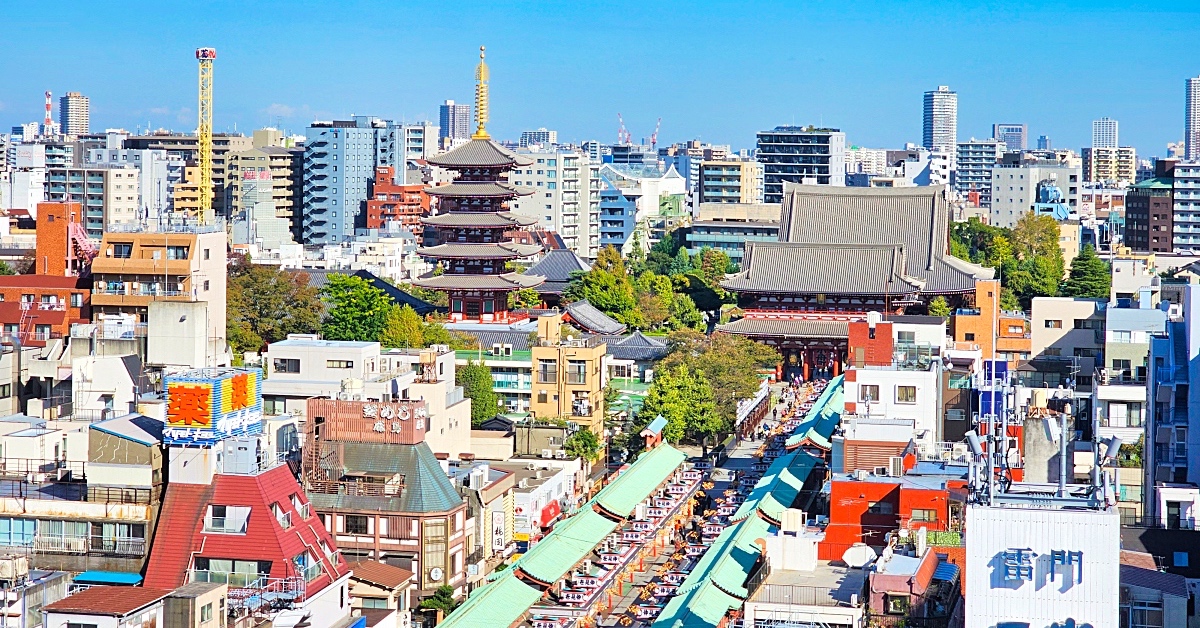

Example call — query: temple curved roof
[426,139,534,168]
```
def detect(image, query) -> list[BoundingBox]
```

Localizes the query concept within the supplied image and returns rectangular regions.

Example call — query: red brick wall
[847,320,893,367]
[34,202,80,276]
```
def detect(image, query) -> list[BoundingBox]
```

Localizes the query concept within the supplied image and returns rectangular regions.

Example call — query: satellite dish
[842,543,878,569]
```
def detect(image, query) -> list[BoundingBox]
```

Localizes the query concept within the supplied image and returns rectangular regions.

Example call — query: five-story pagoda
[413,47,543,322]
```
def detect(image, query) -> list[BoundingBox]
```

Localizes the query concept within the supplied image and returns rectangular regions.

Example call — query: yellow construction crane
[196,47,216,224]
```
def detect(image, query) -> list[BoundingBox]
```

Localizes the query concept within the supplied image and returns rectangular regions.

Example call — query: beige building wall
[529,314,607,434]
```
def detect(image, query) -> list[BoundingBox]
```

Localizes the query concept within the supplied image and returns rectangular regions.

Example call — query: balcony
[34,535,88,554]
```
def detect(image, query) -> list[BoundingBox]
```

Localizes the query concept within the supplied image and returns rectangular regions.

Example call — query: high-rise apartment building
[845,146,889,176]
[1187,77,1200,160]
[519,128,558,147]
[1092,117,1119,149]
[756,126,846,203]
[922,86,957,157]
[1173,161,1200,253]
[1082,146,1137,184]
[1037,135,1052,150]
[58,92,89,136]
[45,164,140,237]
[696,160,763,205]
[301,117,407,244]
[123,133,254,218]
[438,100,471,143]
[86,147,186,226]
[992,123,1027,151]
[227,146,303,246]
[955,138,1006,207]
[506,146,602,259]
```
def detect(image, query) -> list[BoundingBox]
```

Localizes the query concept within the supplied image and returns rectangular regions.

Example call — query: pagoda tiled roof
[424,181,533,197]
[421,211,537,228]
[416,242,544,259]
[411,272,544,291]
[426,139,534,168]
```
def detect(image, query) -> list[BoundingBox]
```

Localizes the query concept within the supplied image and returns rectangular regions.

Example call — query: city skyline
[2,1,1200,156]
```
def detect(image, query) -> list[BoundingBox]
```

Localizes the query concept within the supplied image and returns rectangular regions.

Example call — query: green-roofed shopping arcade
[438,443,694,628]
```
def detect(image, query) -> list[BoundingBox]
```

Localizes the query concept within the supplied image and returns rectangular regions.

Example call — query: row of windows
[858,384,918,404]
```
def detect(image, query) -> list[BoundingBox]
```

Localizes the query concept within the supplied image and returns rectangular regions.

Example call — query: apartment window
[205,505,250,534]
[538,360,558,384]
[167,245,189,259]
[885,594,909,615]
[911,509,937,522]
[1045,320,1063,328]
[567,360,587,385]
[203,248,211,260]
[1073,348,1101,358]
[360,597,389,609]
[964,333,975,341]
[896,331,915,344]
[896,385,917,404]
[859,385,880,403]
[327,360,354,369]
[867,501,894,515]
[344,515,368,535]
[200,602,214,623]
[1074,319,1102,330]
[273,358,300,374]
[203,280,210,291]
[70,293,82,307]
[112,243,133,258]
[20,294,32,304]
[1112,331,1132,343]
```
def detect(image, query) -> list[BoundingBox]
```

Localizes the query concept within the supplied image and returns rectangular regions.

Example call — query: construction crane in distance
[616,113,631,145]
[196,47,217,225]
[650,117,662,149]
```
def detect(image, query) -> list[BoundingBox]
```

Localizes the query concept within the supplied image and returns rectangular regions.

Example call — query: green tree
[1000,288,1022,311]
[668,293,704,331]
[698,248,731,289]
[380,304,424,349]
[668,246,693,276]
[320,274,392,342]
[396,282,448,307]
[928,296,951,318]
[508,288,542,310]
[659,330,779,424]
[564,429,602,462]
[564,266,643,327]
[593,245,626,274]
[227,264,322,356]
[0,261,16,276]
[1012,213,1063,262]
[639,363,720,445]
[1061,245,1111,298]
[459,360,500,426]
[419,585,458,613]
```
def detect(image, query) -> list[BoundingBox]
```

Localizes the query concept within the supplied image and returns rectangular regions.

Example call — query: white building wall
[845,367,940,449]
[965,505,1119,628]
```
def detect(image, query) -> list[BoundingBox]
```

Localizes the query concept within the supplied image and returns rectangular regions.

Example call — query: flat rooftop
[749,561,867,607]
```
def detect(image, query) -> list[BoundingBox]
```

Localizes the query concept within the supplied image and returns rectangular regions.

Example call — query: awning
[933,561,960,582]
[72,570,144,586]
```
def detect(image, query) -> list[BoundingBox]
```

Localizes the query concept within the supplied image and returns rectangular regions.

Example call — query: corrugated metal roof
[933,561,960,582]
[517,509,618,584]
[594,444,686,517]
[786,377,845,450]
[1120,564,1188,598]
[333,442,464,514]
[438,572,543,628]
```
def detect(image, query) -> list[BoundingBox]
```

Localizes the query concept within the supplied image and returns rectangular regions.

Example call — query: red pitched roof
[45,586,171,616]
[145,464,350,595]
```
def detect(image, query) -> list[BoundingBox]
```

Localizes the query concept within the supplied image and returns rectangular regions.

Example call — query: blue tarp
[72,571,143,585]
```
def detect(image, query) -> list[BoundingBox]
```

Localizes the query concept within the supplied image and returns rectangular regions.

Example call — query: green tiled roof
[1131,177,1174,189]
[654,578,745,628]
[515,509,618,584]
[438,572,543,628]
[312,442,463,514]
[594,445,686,517]
[785,376,844,450]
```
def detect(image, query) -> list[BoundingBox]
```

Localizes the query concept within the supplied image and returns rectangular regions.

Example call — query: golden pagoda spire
[472,46,490,140]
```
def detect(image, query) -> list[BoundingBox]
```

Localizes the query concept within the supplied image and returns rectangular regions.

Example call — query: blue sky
[2,1,1198,156]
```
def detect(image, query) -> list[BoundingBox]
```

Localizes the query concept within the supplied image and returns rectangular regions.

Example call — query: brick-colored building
[365,166,428,235]
[820,474,963,560]
[949,279,1031,364]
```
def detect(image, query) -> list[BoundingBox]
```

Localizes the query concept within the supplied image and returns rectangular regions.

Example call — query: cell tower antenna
[44,91,53,135]
[196,47,217,225]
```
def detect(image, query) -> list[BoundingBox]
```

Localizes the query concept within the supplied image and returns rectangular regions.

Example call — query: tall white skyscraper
[1092,117,1119,149]
[1187,76,1200,160]
[58,92,89,136]
[923,86,958,158]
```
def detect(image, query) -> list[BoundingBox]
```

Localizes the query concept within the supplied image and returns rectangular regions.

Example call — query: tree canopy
[638,363,721,445]
[928,296,951,318]
[380,304,425,349]
[658,329,779,426]
[320,274,392,342]
[227,260,322,356]
[459,360,500,426]
[1061,245,1111,298]
[564,429,603,462]
[419,585,458,613]
[949,215,1066,309]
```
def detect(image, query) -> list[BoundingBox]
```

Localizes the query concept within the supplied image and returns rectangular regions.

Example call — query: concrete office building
[922,86,957,159]
[955,138,1006,207]
[1188,77,1200,160]
[123,133,254,218]
[519,128,557,147]
[301,117,406,244]
[86,140,186,226]
[1093,117,1119,149]
[45,165,140,237]
[505,146,601,259]
[1125,175,1174,254]
[57,92,89,137]
[439,100,471,143]
[989,158,1081,229]
[685,202,780,266]
[992,123,1027,151]
[659,140,733,194]
[1083,146,1137,184]
[696,160,763,204]
[756,126,846,203]
[1038,135,1052,150]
